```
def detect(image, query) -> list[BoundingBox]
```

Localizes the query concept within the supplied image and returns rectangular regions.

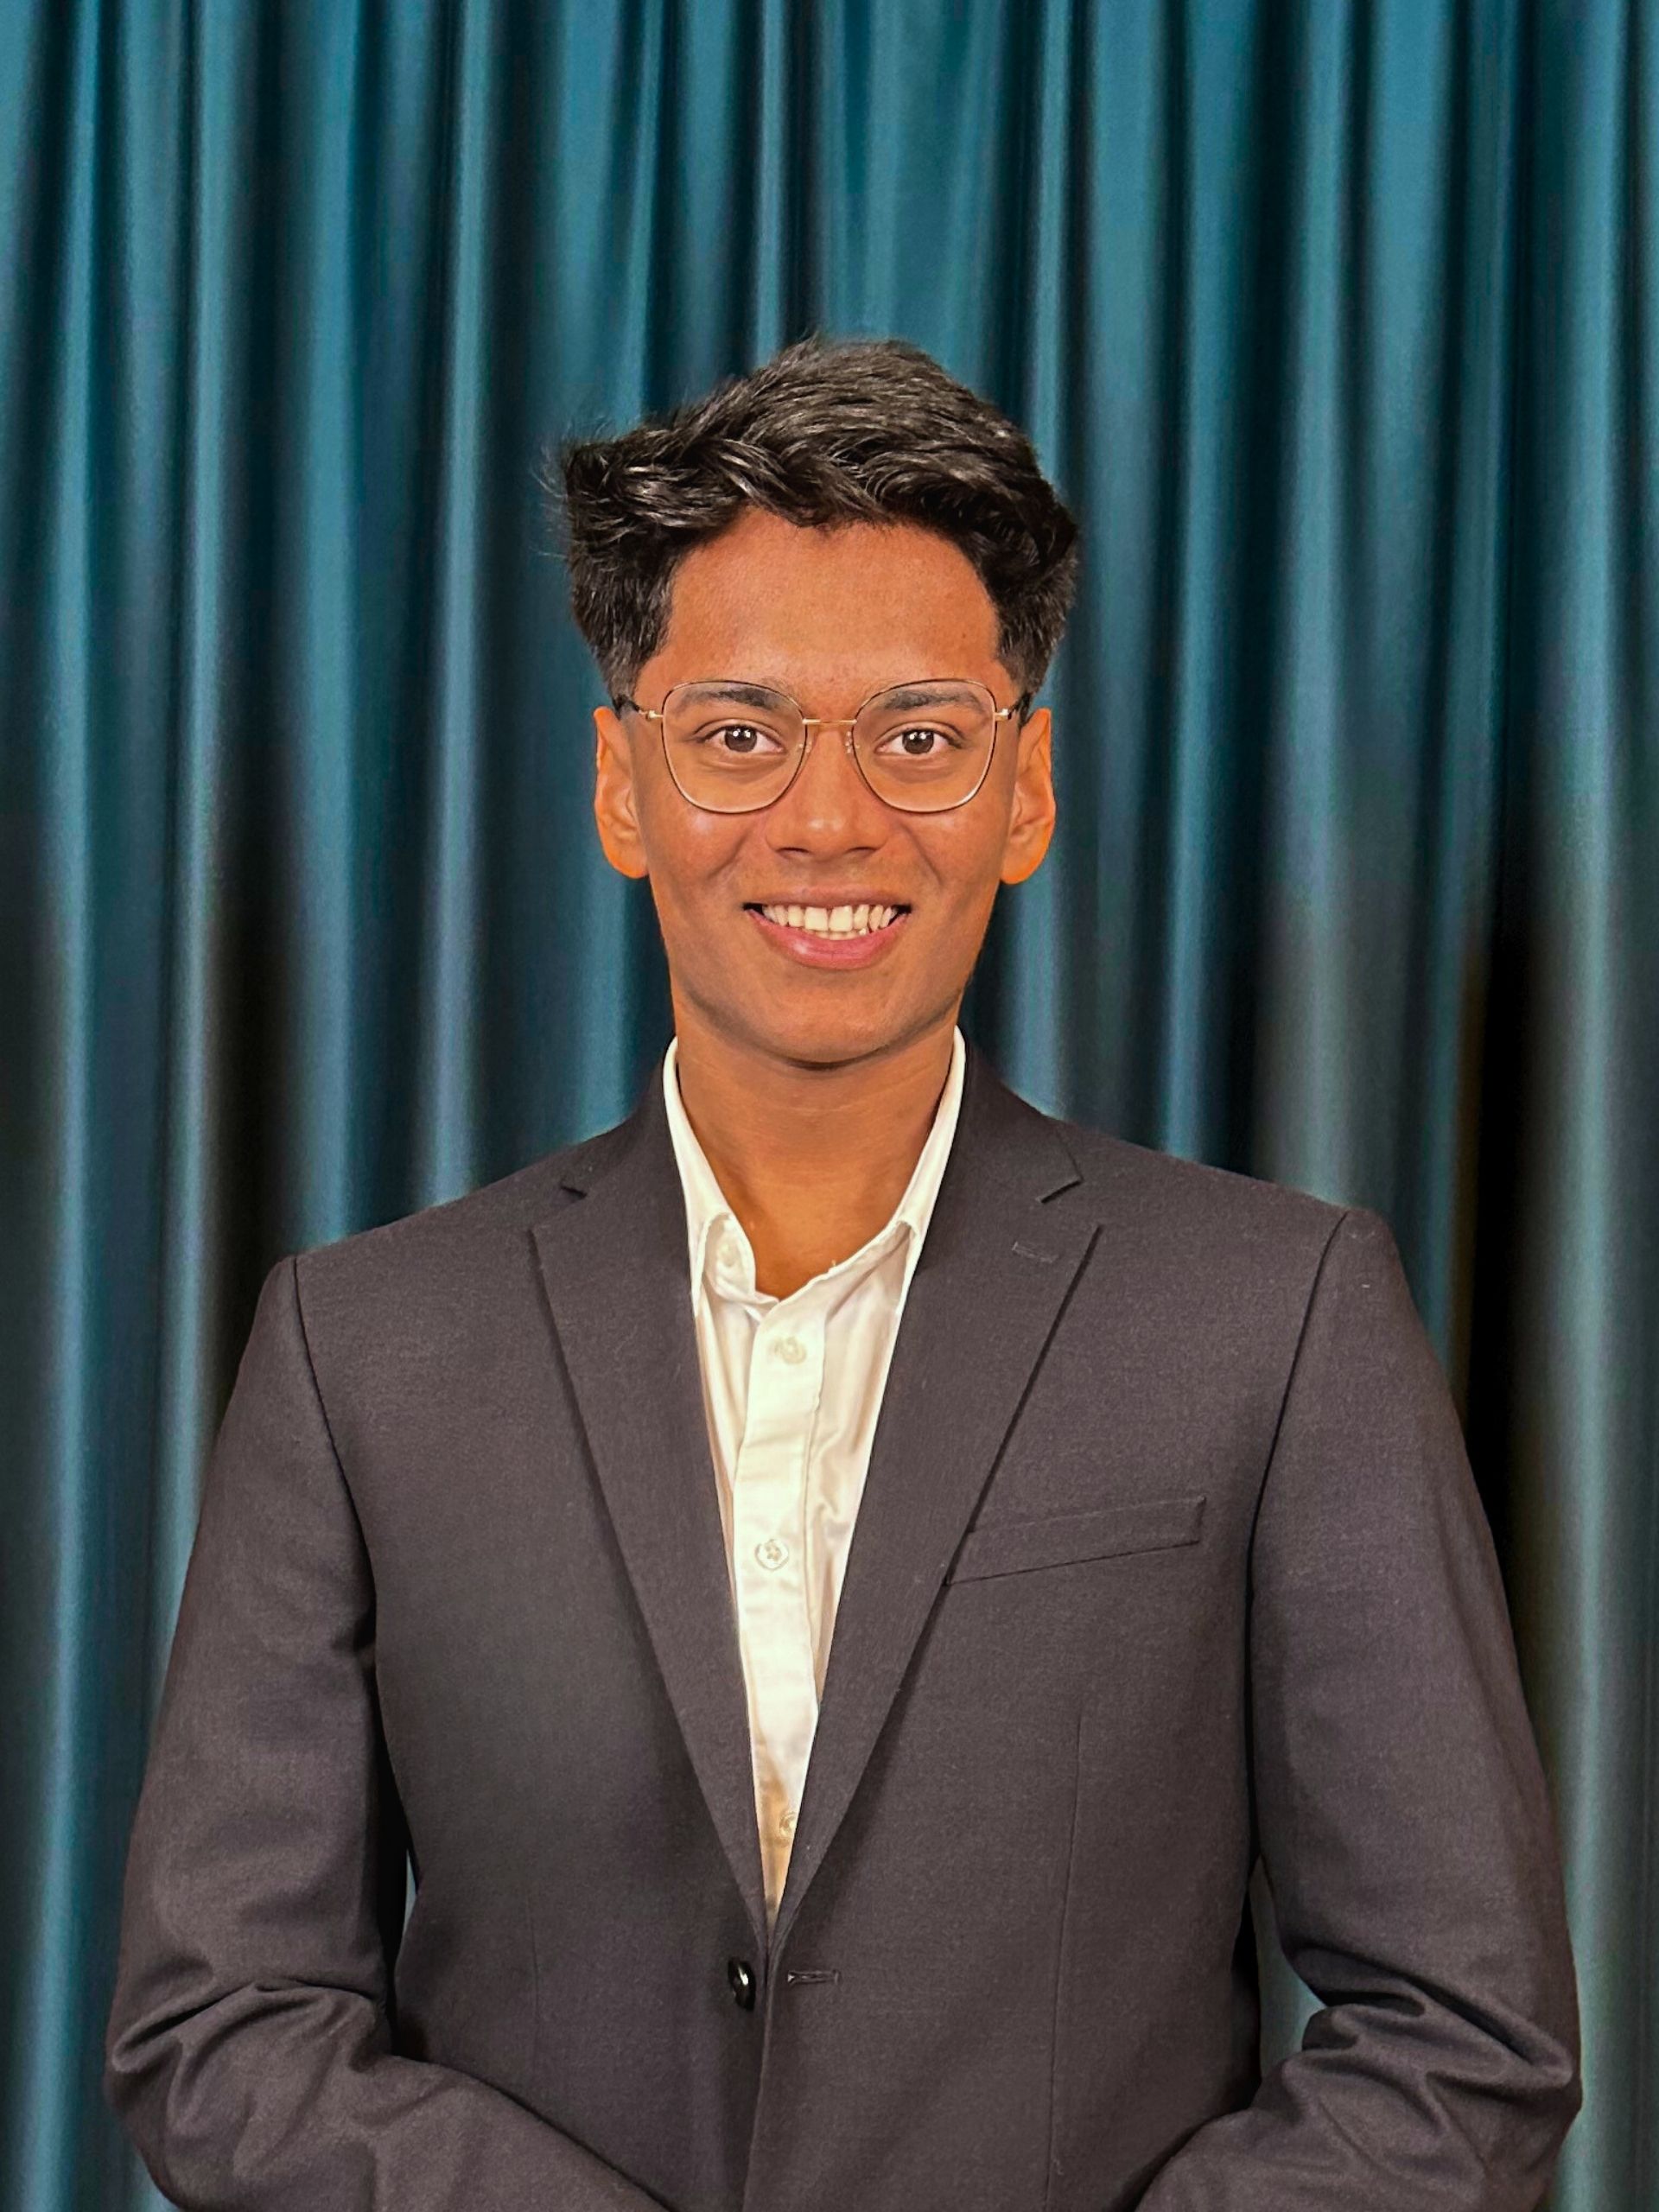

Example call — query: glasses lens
[853,682,998,810]
[660,683,804,810]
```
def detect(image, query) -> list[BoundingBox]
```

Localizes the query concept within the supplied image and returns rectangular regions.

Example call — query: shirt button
[774,1334,806,1364]
[778,1807,797,1837]
[719,1236,741,1270]
[755,1536,790,1571]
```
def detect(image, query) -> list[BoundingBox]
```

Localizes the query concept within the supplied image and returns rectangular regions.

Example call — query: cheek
[911,817,1008,912]
[636,793,751,912]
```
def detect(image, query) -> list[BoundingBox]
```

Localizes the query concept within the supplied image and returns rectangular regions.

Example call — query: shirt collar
[662,1026,968,1311]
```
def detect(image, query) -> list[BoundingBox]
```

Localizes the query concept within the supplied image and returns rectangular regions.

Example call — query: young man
[106,338,1580,2211]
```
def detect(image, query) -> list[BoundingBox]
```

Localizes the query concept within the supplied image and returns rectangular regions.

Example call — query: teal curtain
[3,4,1653,2208]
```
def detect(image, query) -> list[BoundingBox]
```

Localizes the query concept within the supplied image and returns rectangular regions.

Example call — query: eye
[876,722,962,760]
[699,721,786,757]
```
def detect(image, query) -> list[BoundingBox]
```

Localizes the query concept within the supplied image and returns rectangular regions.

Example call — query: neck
[669,1006,960,1300]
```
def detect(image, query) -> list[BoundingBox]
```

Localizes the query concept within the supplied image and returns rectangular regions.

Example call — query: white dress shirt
[661,1027,968,1928]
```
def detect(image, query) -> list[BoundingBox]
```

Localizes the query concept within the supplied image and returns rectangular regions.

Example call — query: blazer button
[727,1956,757,2010]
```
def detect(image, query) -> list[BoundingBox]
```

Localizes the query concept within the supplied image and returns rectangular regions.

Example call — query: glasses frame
[613,675,1033,816]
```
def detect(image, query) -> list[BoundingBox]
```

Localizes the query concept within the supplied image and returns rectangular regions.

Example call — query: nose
[763,723,888,852]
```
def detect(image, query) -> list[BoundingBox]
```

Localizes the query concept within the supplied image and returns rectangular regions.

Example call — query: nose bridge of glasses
[789,714,878,801]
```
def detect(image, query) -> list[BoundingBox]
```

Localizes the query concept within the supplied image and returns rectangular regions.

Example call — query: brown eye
[703,721,781,756]
[880,724,960,759]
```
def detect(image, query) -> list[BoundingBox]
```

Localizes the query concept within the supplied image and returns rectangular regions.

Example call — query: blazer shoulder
[1044,1105,1356,1263]
[287,1113,631,1313]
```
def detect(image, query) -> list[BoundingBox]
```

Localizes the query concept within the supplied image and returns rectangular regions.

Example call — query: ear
[593,705,651,880]
[999,706,1055,887]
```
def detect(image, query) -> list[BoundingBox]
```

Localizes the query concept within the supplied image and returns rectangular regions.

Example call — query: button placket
[731,1300,826,1916]
[733,1329,820,1594]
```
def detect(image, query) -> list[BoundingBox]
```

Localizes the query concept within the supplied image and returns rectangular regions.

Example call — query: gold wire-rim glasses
[612,675,1033,816]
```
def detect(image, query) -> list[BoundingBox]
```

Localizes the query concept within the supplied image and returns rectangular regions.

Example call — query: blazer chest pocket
[945,1493,1206,1583]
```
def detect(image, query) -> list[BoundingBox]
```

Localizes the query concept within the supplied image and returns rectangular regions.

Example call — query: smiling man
[106,338,1579,2212]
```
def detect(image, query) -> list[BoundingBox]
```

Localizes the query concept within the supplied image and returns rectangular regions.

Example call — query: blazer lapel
[530,1040,1096,1968]
[530,1068,771,1954]
[768,1042,1095,1956]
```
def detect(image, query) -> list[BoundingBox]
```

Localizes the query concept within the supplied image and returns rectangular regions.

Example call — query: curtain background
[2,3,1653,2207]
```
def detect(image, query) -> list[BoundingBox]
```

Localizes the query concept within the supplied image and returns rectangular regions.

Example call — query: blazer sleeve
[1136,1205,1581,2212]
[104,1255,666,2212]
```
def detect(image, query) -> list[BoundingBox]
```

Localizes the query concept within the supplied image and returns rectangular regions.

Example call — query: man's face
[592,506,1055,1072]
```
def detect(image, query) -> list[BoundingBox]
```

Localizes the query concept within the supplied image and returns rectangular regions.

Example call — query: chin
[747,1001,929,1071]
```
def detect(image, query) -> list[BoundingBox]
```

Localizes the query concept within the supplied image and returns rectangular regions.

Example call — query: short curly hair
[550,335,1080,704]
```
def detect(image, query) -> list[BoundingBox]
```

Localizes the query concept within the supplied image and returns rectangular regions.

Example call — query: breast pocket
[944,1493,1206,1583]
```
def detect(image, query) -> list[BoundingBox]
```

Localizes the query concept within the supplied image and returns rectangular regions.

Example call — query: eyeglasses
[613,677,1029,815]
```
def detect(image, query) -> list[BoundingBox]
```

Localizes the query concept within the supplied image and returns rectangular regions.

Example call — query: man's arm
[1139,1206,1580,2211]
[105,1255,666,2212]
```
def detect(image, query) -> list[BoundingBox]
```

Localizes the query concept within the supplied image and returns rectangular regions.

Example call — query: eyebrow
[685,681,791,707]
[875,683,983,711]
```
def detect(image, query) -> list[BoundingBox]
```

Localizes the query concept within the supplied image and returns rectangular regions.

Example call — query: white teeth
[756,902,903,937]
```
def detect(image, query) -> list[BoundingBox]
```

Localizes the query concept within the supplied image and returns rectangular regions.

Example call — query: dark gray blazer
[105,1040,1580,2211]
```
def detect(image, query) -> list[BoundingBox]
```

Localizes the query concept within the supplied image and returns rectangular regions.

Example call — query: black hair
[549,334,1080,703]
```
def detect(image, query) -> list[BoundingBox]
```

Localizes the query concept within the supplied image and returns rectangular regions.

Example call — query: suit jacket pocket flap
[945,1493,1206,1583]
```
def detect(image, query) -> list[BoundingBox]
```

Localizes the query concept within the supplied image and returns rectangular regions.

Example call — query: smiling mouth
[744,900,909,939]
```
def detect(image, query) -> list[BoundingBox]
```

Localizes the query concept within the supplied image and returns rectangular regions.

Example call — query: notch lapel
[768,1044,1095,1956]
[530,1071,770,1954]
[528,1042,1097,1969]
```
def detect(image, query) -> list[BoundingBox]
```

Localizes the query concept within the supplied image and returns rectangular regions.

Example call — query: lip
[745,893,912,911]
[745,903,910,969]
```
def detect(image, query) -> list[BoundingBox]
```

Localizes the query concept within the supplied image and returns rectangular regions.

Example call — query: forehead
[647,508,1005,708]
